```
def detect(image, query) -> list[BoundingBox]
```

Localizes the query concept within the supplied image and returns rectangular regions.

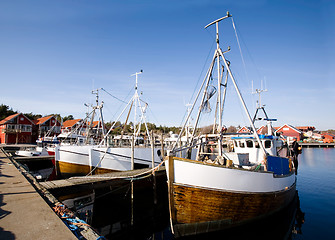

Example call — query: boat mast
[204,12,232,156]
[218,48,267,158]
[130,70,152,144]
[131,70,142,137]
[206,12,267,159]
[252,87,277,136]
[86,88,104,144]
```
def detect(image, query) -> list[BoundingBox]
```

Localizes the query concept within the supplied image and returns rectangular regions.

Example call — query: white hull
[16,147,50,157]
[167,158,296,193]
[55,144,162,172]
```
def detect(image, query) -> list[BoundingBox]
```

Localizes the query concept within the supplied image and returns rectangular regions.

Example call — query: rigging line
[189,33,216,104]
[101,88,128,104]
[104,86,135,123]
[146,105,160,124]
[178,37,217,134]
[232,19,263,81]
[231,17,248,83]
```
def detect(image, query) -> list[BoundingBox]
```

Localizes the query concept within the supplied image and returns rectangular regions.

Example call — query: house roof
[33,115,54,125]
[256,125,277,134]
[0,113,35,125]
[62,119,82,128]
[296,126,315,131]
[87,121,102,128]
[0,113,20,125]
[322,132,335,138]
[237,126,252,133]
[275,124,302,134]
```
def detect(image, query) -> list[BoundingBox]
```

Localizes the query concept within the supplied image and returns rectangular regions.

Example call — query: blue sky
[0,0,334,130]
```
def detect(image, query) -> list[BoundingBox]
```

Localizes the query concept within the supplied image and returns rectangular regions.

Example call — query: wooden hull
[166,157,297,237]
[171,182,296,237]
[56,160,118,178]
[55,145,162,177]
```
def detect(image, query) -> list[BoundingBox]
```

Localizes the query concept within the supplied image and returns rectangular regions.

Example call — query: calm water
[56,148,335,239]
[295,148,335,240]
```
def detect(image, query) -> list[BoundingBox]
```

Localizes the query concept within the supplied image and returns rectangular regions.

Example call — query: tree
[227,125,237,133]
[63,115,74,122]
[24,112,42,120]
[0,104,17,120]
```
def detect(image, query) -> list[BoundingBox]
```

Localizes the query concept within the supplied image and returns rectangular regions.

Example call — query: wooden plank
[167,156,176,229]
[40,166,166,190]
[14,155,54,161]
[173,183,296,225]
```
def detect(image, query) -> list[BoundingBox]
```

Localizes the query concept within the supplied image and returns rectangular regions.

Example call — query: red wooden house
[0,113,35,144]
[61,119,85,135]
[237,126,252,134]
[33,115,62,141]
[275,124,303,141]
[296,126,315,132]
[322,132,335,143]
[256,125,276,135]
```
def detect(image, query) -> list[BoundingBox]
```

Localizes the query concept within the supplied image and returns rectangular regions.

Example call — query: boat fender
[289,157,293,172]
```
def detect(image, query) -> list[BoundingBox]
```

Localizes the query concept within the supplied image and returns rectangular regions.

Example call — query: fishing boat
[55,71,162,177]
[15,145,50,157]
[165,12,296,237]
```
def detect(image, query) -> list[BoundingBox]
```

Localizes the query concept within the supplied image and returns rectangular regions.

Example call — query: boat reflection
[175,190,304,240]
[55,182,304,240]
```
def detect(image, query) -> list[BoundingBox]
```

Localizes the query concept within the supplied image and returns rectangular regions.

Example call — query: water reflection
[55,177,304,240]
[174,191,304,240]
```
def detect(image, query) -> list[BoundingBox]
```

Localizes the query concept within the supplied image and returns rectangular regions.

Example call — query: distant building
[275,124,303,141]
[33,115,61,141]
[237,126,252,134]
[322,132,335,143]
[256,125,277,135]
[87,121,105,137]
[0,113,35,144]
[61,119,86,136]
[295,126,316,132]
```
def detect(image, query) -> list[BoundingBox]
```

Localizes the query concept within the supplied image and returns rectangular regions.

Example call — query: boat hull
[166,157,296,237]
[55,145,162,177]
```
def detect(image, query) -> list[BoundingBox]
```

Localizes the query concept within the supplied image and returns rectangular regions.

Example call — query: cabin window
[255,141,260,148]
[246,140,253,148]
[239,141,245,148]
[264,140,271,148]
[234,140,238,147]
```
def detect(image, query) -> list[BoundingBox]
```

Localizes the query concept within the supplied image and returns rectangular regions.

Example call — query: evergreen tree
[0,104,17,120]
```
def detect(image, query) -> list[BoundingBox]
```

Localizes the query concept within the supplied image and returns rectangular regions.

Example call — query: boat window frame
[264,140,272,148]
[255,141,260,148]
[246,140,253,148]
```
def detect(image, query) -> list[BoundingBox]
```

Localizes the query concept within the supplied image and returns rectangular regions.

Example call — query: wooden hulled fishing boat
[55,71,162,177]
[166,12,296,237]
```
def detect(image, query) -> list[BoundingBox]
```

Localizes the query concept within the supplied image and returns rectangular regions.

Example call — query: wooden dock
[0,148,101,240]
[40,166,166,198]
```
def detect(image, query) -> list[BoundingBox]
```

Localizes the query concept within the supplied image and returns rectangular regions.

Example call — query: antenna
[204,11,232,29]
[131,69,143,90]
[252,78,267,109]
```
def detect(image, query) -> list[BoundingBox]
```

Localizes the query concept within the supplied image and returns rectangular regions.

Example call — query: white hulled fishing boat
[165,12,296,237]
[55,71,162,177]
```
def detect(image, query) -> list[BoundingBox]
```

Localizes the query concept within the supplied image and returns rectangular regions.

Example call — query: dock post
[151,131,157,205]
[131,134,134,227]
[161,131,164,157]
